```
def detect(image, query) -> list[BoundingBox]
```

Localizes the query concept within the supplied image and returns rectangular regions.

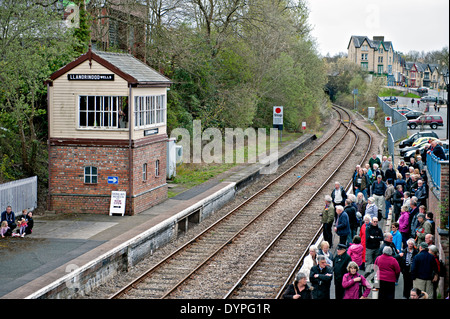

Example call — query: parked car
[403,140,449,163]
[412,136,438,147]
[417,87,428,94]
[403,110,424,120]
[420,96,446,104]
[399,131,439,148]
[396,107,413,115]
[408,115,444,130]
[383,96,398,104]
[400,138,437,157]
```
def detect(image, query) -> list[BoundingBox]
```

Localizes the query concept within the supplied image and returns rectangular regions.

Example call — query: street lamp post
[444,71,449,140]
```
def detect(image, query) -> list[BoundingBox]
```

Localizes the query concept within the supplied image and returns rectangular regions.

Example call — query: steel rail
[274,104,373,299]
[223,107,362,299]
[158,109,354,298]
[110,107,351,299]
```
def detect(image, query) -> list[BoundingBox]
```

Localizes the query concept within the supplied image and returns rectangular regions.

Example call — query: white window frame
[84,166,98,184]
[78,95,128,129]
[155,160,160,177]
[143,163,148,181]
[134,95,166,129]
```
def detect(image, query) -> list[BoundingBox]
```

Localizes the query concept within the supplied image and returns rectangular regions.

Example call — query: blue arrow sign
[108,176,119,184]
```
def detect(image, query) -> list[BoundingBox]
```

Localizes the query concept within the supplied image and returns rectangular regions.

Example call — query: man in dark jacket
[321,195,335,248]
[415,180,428,208]
[282,272,313,299]
[331,182,347,219]
[399,238,419,299]
[344,199,358,243]
[411,242,439,299]
[334,205,350,245]
[1,206,16,236]
[377,232,400,260]
[409,198,420,238]
[333,244,352,299]
[392,184,404,222]
[371,175,387,220]
[309,255,333,300]
[404,172,412,193]
[428,140,446,160]
[364,217,383,277]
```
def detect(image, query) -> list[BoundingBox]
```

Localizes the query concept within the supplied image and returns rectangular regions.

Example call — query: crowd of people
[284,152,447,300]
[1,206,33,238]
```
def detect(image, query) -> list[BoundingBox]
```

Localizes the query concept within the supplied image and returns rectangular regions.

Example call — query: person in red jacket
[358,214,371,270]
[374,246,401,299]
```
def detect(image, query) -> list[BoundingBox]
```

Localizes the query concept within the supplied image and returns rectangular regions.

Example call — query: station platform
[1,133,317,299]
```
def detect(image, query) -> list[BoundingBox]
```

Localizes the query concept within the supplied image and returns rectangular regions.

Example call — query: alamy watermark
[65,4,80,29]
[171,120,280,174]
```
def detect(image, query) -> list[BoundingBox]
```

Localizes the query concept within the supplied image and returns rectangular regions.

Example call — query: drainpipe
[47,82,52,211]
[128,84,133,215]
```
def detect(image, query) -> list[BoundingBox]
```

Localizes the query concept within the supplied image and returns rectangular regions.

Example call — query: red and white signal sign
[385,116,392,127]
[273,106,283,125]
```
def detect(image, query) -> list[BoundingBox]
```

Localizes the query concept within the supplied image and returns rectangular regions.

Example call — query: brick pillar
[428,161,449,298]
[438,163,449,297]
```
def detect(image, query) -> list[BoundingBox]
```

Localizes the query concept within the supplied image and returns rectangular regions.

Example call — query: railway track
[109,105,372,299]
[225,104,373,299]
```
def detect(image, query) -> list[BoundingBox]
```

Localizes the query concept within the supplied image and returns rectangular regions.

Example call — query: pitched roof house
[347,35,401,85]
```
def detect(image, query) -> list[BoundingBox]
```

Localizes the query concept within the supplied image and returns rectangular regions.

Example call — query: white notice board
[109,191,126,216]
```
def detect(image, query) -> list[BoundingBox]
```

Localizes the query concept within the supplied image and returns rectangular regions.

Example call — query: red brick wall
[48,137,167,215]
[131,138,168,213]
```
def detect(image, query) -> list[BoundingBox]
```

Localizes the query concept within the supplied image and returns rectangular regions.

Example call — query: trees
[0,0,79,181]
[1,0,328,182]
[324,56,383,111]
[135,0,327,133]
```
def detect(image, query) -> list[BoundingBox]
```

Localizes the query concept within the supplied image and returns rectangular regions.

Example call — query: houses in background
[347,35,448,89]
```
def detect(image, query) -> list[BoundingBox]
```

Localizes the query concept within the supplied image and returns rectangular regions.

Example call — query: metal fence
[377,97,408,141]
[377,97,408,164]
[426,153,444,190]
[0,176,37,217]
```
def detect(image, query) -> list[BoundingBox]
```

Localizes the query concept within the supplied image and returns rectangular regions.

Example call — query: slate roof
[48,48,172,87]
[348,35,394,52]
[348,36,376,49]
[405,62,415,70]
[93,50,171,84]
[415,62,426,72]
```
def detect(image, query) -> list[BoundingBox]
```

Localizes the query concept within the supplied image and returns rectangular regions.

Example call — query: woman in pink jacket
[347,235,364,267]
[374,246,401,299]
[342,261,371,299]
[398,205,410,249]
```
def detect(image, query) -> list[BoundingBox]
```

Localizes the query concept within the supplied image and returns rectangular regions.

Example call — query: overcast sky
[306,0,450,57]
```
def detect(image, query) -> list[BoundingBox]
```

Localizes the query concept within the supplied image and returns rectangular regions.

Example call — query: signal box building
[46,48,171,215]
